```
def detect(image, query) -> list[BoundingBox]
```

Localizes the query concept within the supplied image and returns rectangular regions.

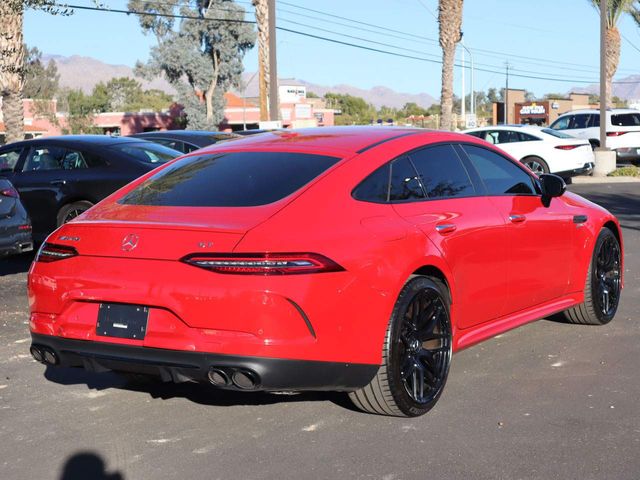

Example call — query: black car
[0,135,180,240]
[0,179,33,257]
[128,130,238,153]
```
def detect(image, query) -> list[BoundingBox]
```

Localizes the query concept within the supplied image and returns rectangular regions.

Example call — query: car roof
[1,135,153,148]
[130,130,232,138]
[464,124,537,132]
[197,126,426,155]
[558,108,640,116]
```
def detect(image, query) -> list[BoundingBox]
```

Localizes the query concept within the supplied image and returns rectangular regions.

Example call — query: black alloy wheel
[57,201,93,227]
[397,288,451,405]
[565,227,622,325]
[349,276,452,417]
[593,232,622,319]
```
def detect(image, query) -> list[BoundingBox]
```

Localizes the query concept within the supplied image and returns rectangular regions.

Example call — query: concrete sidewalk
[571,175,640,184]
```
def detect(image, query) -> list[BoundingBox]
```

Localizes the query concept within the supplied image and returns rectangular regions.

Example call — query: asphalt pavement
[1,182,639,480]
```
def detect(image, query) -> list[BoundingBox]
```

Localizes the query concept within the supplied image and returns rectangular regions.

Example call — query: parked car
[234,129,282,136]
[28,127,622,417]
[0,135,181,241]
[0,179,33,257]
[464,125,594,177]
[128,130,239,153]
[549,108,640,164]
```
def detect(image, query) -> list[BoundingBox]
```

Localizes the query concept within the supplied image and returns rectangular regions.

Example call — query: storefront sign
[520,104,546,115]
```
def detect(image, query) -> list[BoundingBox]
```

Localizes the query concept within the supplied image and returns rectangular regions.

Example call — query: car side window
[588,114,601,127]
[0,148,24,172]
[60,150,89,170]
[570,114,590,129]
[409,145,475,200]
[389,156,425,202]
[465,131,484,139]
[462,145,537,196]
[496,130,519,144]
[156,139,186,153]
[551,116,570,130]
[352,163,390,203]
[22,147,66,172]
[517,132,540,142]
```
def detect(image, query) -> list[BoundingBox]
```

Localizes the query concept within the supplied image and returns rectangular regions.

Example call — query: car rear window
[611,113,640,126]
[119,151,341,207]
[541,128,573,138]
[108,142,181,164]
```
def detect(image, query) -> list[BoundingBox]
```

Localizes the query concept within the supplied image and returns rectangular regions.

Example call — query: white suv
[549,108,640,164]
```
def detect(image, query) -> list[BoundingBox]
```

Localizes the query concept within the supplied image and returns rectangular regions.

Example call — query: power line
[54,3,640,85]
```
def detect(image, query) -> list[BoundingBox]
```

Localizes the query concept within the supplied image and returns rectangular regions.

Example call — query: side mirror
[539,173,566,199]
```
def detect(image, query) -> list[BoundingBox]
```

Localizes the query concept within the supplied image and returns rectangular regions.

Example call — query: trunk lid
[52,202,285,260]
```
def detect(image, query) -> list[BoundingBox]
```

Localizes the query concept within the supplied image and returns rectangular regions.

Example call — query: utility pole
[252,0,269,121]
[504,62,510,124]
[267,0,279,122]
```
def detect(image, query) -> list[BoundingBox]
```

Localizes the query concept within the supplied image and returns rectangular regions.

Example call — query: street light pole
[599,0,607,150]
[460,36,474,119]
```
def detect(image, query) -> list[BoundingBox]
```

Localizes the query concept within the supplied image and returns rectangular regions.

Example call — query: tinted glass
[570,114,590,129]
[541,128,573,139]
[22,146,66,171]
[611,113,640,126]
[518,132,541,141]
[409,145,475,199]
[465,131,485,139]
[388,156,425,202]
[0,148,23,172]
[155,139,187,153]
[550,116,570,130]
[588,114,600,127]
[462,145,537,195]
[60,150,88,170]
[120,151,340,207]
[353,164,390,202]
[108,142,180,164]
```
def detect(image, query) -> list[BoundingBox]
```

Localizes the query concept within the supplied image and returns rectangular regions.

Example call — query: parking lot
[1,181,639,480]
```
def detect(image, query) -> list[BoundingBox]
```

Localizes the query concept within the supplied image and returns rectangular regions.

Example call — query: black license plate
[96,303,149,340]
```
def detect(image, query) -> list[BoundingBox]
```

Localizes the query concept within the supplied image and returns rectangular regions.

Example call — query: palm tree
[252,0,269,121]
[591,0,639,107]
[0,1,26,144]
[438,0,464,131]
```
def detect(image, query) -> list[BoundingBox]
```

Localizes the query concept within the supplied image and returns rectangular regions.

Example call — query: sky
[23,0,640,100]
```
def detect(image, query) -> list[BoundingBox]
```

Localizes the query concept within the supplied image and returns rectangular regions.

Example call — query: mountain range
[43,54,437,109]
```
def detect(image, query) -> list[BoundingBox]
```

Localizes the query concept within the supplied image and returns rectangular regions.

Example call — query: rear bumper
[0,230,33,256]
[614,148,640,163]
[30,333,378,392]
[556,162,595,178]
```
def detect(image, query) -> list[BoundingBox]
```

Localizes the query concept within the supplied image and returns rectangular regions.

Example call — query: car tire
[56,201,93,227]
[349,276,452,417]
[564,227,622,325]
[521,156,549,175]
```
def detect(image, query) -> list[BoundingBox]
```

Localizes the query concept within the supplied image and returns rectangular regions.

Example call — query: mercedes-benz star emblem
[121,233,139,252]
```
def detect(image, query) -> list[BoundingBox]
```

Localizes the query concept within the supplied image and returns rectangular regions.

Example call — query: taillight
[181,252,344,275]
[607,131,628,137]
[36,243,78,263]
[554,145,580,150]
[0,187,19,198]
[18,224,31,231]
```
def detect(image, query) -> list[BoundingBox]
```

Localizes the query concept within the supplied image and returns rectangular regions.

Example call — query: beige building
[493,91,597,126]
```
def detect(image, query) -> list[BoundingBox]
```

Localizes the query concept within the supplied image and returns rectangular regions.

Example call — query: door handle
[509,214,526,223]
[573,215,588,224]
[435,224,457,234]
[50,179,66,186]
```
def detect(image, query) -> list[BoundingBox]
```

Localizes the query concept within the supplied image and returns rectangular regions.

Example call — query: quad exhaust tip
[30,345,58,365]
[208,366,259,390]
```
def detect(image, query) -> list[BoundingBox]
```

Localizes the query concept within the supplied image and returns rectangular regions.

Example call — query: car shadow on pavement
[0,251,35,276]
[43,366,359,412]
[59,451,124,480]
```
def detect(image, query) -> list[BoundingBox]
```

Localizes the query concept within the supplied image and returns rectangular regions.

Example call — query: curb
[571,175,640,184]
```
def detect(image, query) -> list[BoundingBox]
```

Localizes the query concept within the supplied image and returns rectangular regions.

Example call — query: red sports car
[28,127,623,417]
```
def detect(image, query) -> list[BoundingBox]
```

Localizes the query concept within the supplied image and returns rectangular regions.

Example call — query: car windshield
[541,128,574,139]
[119,151,341,207]
[108,142,181,164]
